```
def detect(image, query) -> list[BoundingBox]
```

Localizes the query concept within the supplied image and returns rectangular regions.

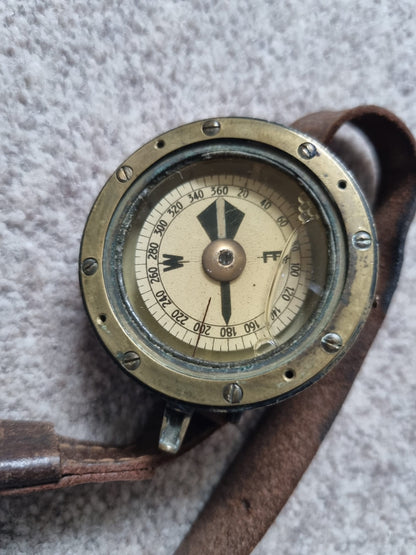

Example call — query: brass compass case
[80,118,377,450]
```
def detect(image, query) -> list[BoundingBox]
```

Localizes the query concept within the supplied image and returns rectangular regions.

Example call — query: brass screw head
[352,231,372,250]
[122,351,141,371]
[116,165,133,183]
[321,332,343,353]
[81,257,98,276]
[298,142,318,159]
[202,120,221,136]
[223,383,243,404]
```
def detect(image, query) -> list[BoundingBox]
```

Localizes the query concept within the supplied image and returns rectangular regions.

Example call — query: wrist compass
[80,117,377,453]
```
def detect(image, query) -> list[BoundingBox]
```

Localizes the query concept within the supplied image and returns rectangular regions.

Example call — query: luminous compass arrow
[197,198,245,324]
[197,198,245,241]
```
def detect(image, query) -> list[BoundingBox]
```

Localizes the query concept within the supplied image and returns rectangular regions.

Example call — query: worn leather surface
[0,421,61,490]
[0,410,218,495]
[175,106,416,555]
[0,419,164,494]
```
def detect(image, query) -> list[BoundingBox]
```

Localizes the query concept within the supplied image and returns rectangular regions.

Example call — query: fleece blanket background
[1,2,415,554]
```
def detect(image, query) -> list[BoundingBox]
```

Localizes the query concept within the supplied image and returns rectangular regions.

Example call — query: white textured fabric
[1,1,415,554]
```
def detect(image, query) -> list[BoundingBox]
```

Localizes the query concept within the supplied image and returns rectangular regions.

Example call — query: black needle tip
[221,281,231,325]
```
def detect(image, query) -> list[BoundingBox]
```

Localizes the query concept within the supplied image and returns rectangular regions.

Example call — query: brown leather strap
[0,411,218,496]
[0,420,162,495]
[175,106,416,555]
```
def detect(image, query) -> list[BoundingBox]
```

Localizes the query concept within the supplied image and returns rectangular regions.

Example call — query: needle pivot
[202,239,246,282]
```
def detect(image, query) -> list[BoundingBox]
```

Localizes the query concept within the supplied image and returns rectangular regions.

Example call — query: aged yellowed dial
[80,116,377,446]
[134,170,326,361]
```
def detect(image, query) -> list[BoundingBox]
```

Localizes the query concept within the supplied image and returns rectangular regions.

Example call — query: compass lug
[159,405,192,454]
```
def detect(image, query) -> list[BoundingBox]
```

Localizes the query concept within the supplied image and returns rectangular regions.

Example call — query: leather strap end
[0,420,61,491]
[0,411,220,496]
[0,420,163,495]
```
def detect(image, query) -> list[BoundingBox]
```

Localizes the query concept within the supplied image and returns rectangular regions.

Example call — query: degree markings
[135,178,314,351]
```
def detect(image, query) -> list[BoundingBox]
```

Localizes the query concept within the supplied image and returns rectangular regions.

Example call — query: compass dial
[80,118,377,410]
[134,171,326,361]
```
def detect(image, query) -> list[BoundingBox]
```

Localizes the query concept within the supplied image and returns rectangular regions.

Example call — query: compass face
[131,155,329,363]
[80,118,377,409]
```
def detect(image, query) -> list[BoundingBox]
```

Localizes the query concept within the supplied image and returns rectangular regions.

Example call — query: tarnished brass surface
[202,239,246,282]
[80,118,377,409]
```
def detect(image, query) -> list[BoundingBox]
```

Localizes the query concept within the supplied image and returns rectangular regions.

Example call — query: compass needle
[198,195,246,328]
[220,282,231,325]
[216,197,226,239]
